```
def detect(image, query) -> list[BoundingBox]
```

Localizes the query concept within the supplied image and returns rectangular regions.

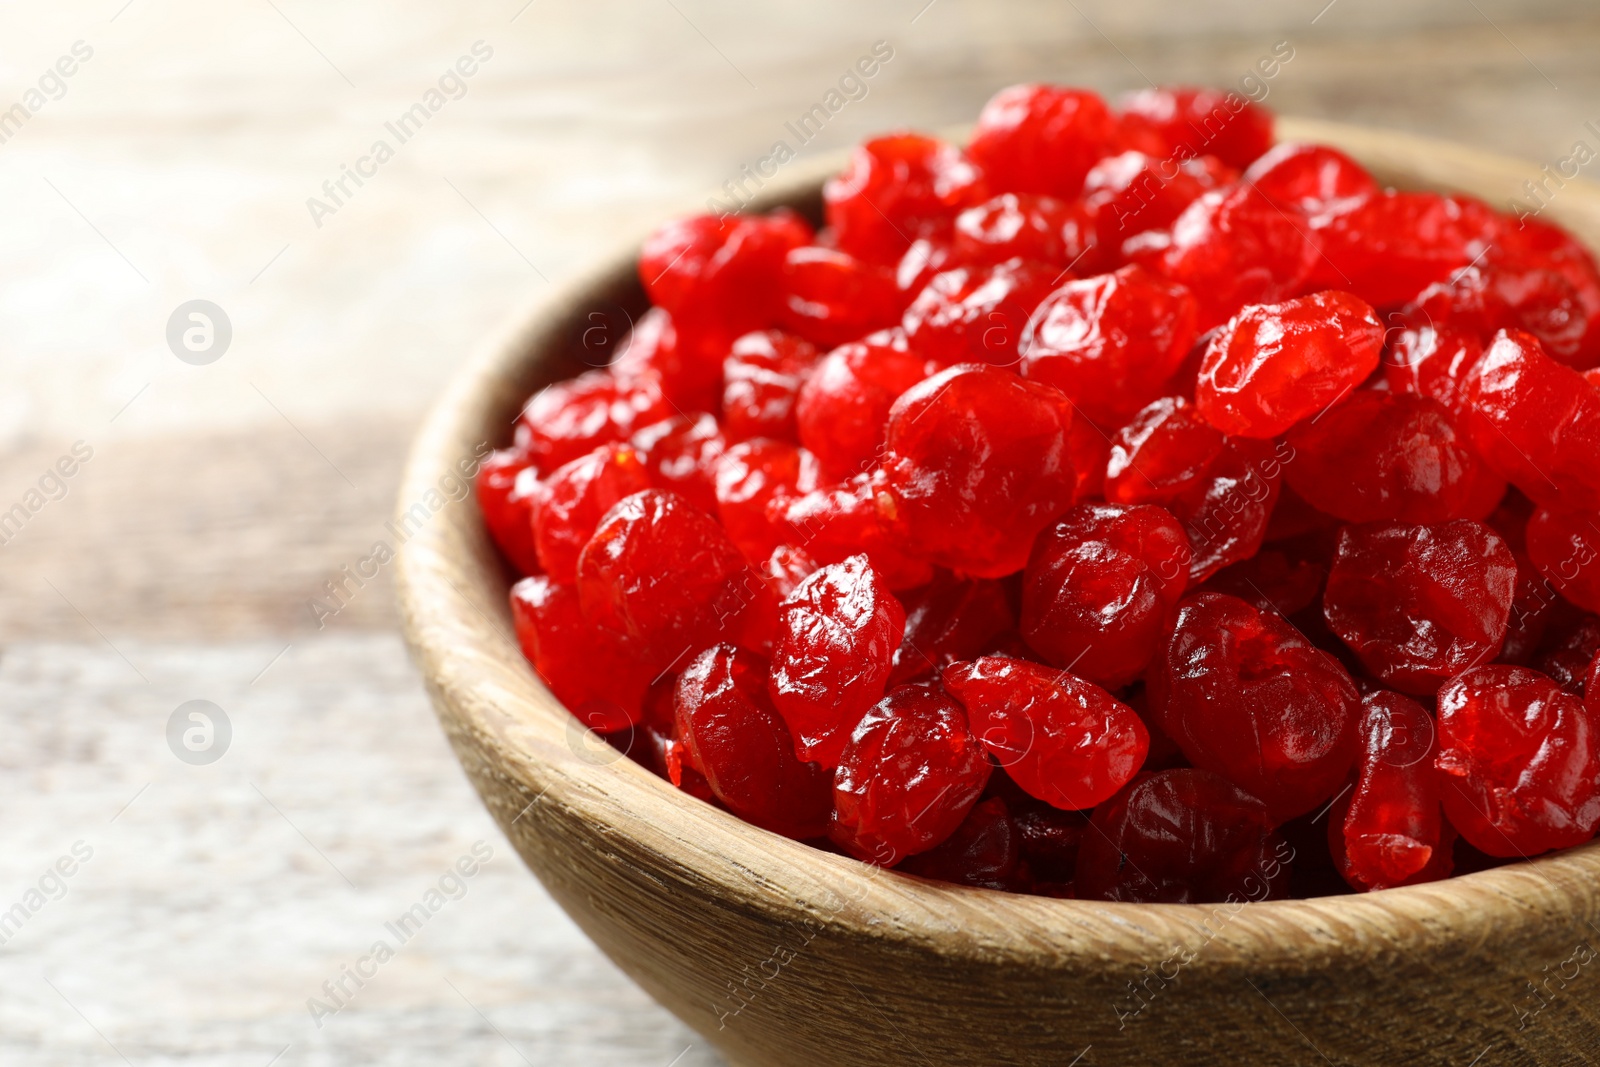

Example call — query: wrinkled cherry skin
[1242,141,1378,226]
[967,84,1115,198]
[1435,665,1600,857]
[880,364,1077,577]
[779,247,904,349]
[1382,299,1486,416]
[1461,329,1600,514]
[477,448,542,575]
[1075,769,1291,904]
[902,258,1059,368]
[532,442,653,584]
[1325,521,1517,696]
[825,134,988,264]
[1488,217,1600,369]
[510,576,651,732]
[611,306,721,414]
[1020,503,1190,689]
[721,330,820,442]
[1020,264,1199,424]
[1527,506,1600,613]
[774,472,934,591]
[795,331,928,481]
[1538,612,1600,696]
[1197,290,1385,438]
[515,368,673,473]
[1284,390,1501,524]
[1311,192,1499,308]
[944,656,1148,811]
[1083,151,1236,251]
[767,555,907,767]
[831,682,993,864]
[1150,593,1361,822]
[1118,86,1275,171]
[1339,691,1449,890]
[576,489,758,673]
[631,413,725,516]
[890,571,1015,685]
[713,439,816,565]
[898,797,1026,890]
[673,645,832,839]
[952,193,1095,268]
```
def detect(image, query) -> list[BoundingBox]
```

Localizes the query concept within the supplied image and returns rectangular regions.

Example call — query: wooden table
[3,1,1596,1062]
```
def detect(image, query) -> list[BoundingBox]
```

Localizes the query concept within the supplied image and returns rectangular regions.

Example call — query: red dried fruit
[1460,329,1600,514]
[1196,290,1384,438]
[898,796,1025,890]
[943,655,1148,810]
[1498,550,1558,666]
[1338,691,1449,890]
[1075,769,1290,903]
[831,682,993,864]
[1067,416,1110,503]
[1020,503,1190,688]
[532,442,653,583]
[1324,521,1517,695]
[576,489,757,673]
[516,368,672,472]
[967,84,1115,198]
[1537,611,1600,696]
[1526,506,1600,612]
[713,438,816,565]
[510,576,650,731]
[1019,264,1199,424]
[1310,191,1499,308]
[767,555,907,767]
[1118,86,1275,170]
[673,645,831,839]
[611,306,721,414]
[1382,300,1486,415]
[795,331,928,480]
[1150,592,1361,821]
[880,364,1077,577]
[1242,141,1378,226]
[1486,217,1600,368]
[890,571,1015,685]
[631,413,725,515]
[778,246,904,349]
[1284,390,1501,523]
[952,193,1096,268]
[721,330,820,442]
[901,258,1058,367]
[477,448,542,575]
[774,472,934,591]
[825,134,987,263]
[1435,665,1600,856]
[1082,151,1236,250]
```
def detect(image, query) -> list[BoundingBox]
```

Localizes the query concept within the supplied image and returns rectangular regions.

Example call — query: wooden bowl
[396,119,1600,1067]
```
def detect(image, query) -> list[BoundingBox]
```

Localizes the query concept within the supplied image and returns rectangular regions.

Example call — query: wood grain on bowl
[395,121,1600,1067]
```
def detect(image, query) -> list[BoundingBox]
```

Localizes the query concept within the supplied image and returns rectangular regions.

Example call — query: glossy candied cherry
[831,682,993,864]
[1284,390,1501,523]
[1537,612,1600,695]
[1339,691,1448,890]
[631,413,725,515]
[720,330,820,442]
[880,364,1077,577]
[1324,520,1517,695]
[673,645,831,839]
[1205,542,1330,620]
[1082,151,1236,249]
[1075,769,1289,904]
[943,655,1149,810]
[477,448,542,575]
[1498,550,1558,666]
[576,489,757,672]
[898,797,1024,890]
[1003,785,1090,888]
[773,472,933,591]
[638,210,812,345]
[532,441,652,583]
[890,571,1015,685]
[1310,191,1499,308]
[759,543,819,599]
[900,258,1058,368]
[1242,141,1378,226]
[767,554,906,767]
[952,193,1095,268]
[1149,592,1361,821]
[610,306,720,414]
[1526,506,1600,612]
[966,84,1115,198]
[510,576,651,731]
[1067,416,1109,503]
[1382,300,1486,415]
[1461,329,1600,514]
[1156,186,1320,332]
[795,330,928,481]
[1196,290,1384,438]
[1019,264,1199,424]
[1118,86,1275,170]
[1487,216,1600,368]
[712,438,816,565]
[1435,665,1600,856]
[824,133,987,263]
[1020,503,1190,689]
[516,368,672,472]
[778,246,904,349]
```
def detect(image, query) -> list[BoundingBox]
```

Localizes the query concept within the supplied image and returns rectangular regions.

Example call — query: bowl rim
[396,116,1600,972]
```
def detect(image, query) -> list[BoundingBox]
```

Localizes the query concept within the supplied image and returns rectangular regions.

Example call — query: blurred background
[2,1,1595,1063]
